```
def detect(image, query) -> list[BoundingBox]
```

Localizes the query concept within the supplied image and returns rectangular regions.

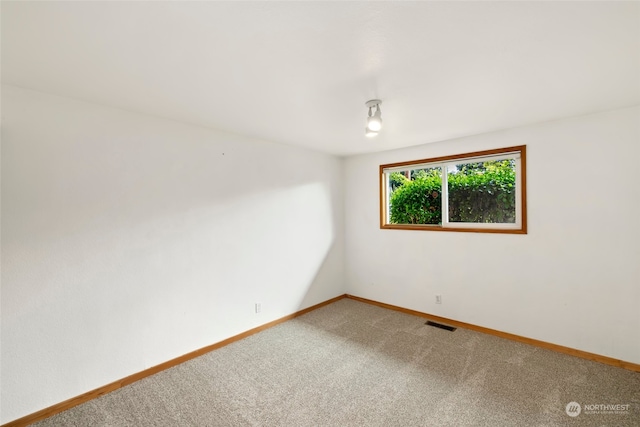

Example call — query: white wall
[345,106,640,365]
[0,85,344,423]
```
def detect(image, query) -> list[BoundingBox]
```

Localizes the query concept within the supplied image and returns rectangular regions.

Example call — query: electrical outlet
[255,303,261,313]
[435,295,442,304]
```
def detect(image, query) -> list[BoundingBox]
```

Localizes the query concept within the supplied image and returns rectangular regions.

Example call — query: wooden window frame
[380,145,527,234]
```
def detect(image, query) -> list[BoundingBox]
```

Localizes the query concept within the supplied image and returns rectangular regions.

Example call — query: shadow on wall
[1,179,339,355]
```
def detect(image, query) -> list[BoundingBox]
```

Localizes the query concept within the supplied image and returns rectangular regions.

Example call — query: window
[380,145,526,234]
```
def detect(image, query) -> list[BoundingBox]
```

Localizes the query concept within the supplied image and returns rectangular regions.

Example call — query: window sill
[380,224,527,234]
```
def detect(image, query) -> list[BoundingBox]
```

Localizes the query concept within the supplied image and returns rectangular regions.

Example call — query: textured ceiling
[2,1,639,156]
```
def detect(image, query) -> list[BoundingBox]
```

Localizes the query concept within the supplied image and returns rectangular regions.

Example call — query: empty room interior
[1,1,639,426]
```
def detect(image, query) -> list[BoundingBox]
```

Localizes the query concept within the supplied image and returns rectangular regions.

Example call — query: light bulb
[365,127,378,137]
[367,107,382,131]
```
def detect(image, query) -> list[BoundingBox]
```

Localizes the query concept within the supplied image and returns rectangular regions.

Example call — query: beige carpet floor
[34,298,640,426]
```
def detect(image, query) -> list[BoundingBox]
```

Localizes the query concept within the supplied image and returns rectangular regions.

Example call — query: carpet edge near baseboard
[0,294,348,427]
[345,294,640,373]
[5,293,638,427]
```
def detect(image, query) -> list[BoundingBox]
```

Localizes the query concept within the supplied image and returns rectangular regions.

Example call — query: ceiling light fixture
[365,99,382,136]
